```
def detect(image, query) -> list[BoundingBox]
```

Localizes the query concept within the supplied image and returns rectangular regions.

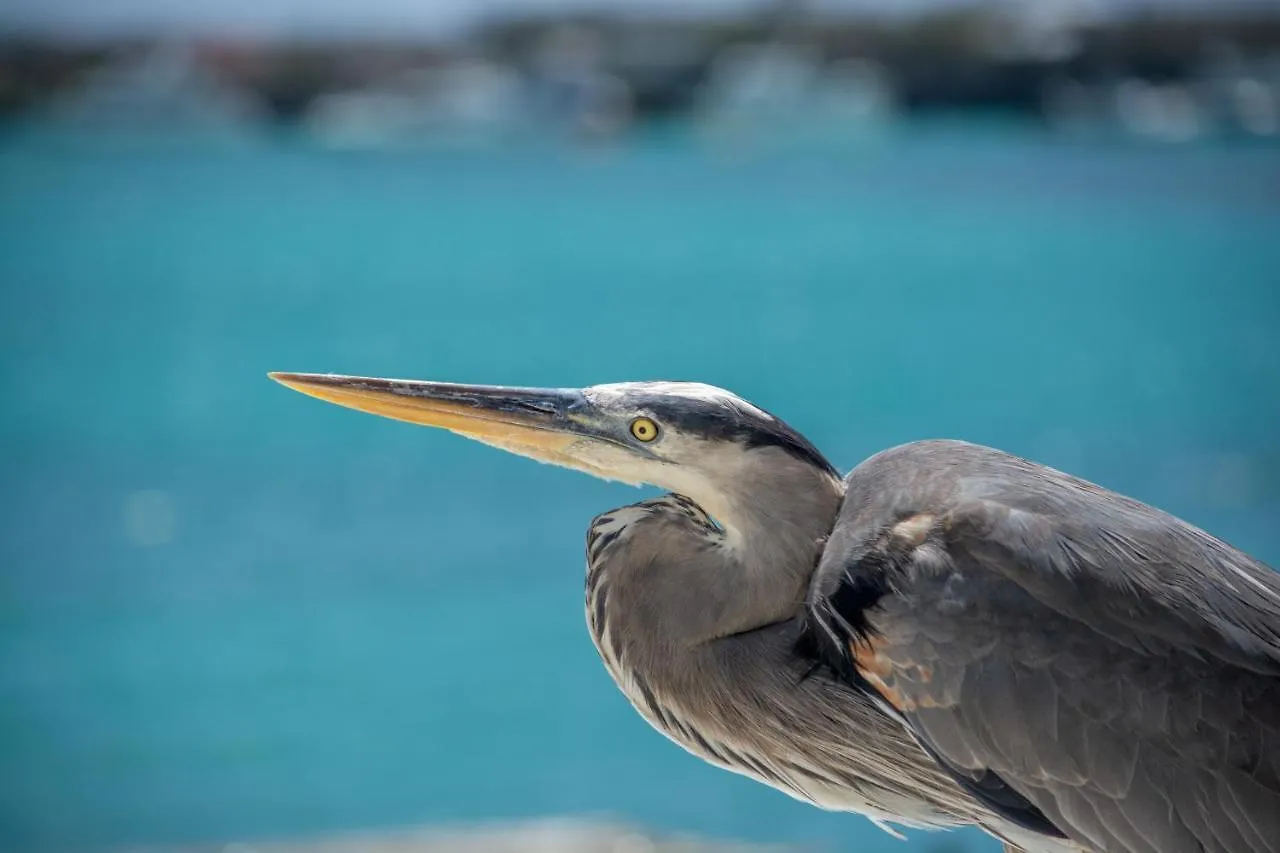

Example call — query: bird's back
[811,439,1280,853]
[836,439,1280,671]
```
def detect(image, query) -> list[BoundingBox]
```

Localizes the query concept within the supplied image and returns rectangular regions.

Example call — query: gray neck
[706,449,845,636]
[591,447,844,677]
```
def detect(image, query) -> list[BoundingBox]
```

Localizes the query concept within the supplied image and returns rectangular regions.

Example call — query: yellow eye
[630,417,659,442]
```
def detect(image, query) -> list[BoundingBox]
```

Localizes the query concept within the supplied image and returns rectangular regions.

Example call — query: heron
[269,372,1280,853]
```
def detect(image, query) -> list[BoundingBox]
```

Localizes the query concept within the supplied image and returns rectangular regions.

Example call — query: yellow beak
[268,372,604,469]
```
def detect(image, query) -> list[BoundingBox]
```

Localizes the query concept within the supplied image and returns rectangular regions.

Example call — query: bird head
[269,373,839,536]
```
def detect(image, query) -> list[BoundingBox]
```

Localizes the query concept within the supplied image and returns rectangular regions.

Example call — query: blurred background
[1,0,1278,852]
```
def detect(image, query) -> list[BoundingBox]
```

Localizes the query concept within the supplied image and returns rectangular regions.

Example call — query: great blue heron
[269,373,1280,853]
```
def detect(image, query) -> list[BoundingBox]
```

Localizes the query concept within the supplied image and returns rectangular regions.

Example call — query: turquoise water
[1,123,1278,853]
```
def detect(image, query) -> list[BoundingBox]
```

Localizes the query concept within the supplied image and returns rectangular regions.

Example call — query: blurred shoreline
[2,4,1279,145]
[123,818,801,853]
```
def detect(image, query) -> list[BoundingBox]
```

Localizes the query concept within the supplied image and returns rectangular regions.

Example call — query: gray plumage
[810,440,1280,853]
[584,493,984,832]
[271,372,1280,853]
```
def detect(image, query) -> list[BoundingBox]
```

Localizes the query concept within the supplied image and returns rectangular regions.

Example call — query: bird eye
[630,417,659,442]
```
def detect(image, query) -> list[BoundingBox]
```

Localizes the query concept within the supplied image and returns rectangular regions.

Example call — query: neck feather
[633,445,845,641]
[706,450,844,634]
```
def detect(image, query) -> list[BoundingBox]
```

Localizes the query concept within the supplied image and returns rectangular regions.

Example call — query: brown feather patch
[851,637,913,712]
[850,637,944,712]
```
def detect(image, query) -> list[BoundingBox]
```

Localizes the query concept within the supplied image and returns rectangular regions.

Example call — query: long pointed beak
[268,372,602,467]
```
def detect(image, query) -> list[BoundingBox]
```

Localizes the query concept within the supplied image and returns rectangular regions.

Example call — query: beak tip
[269,371,319,390]
[268,372,299,393]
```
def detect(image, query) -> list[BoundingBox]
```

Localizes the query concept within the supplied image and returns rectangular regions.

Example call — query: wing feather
[805,440,1280,853]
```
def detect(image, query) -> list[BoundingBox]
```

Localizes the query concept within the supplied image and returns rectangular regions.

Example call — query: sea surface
[1,120,1278,853]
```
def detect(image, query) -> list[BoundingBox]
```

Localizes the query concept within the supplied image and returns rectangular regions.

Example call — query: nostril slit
[509,400,558,414]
